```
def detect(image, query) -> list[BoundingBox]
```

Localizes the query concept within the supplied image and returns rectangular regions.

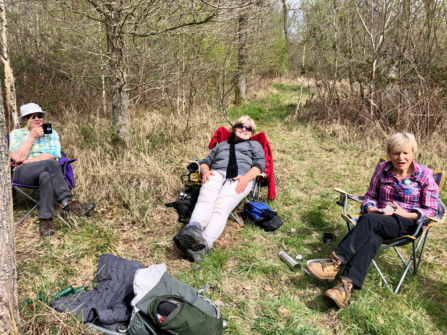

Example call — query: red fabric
[208,126,276,200]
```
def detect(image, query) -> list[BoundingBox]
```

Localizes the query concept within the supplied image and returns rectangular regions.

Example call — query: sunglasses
[235,123,253,132]
[26,113,44,119]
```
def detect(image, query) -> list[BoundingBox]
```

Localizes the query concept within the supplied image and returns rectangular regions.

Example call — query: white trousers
[190,169,252,248]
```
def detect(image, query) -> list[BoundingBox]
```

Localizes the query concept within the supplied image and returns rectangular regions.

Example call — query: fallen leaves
[278,307,290,317]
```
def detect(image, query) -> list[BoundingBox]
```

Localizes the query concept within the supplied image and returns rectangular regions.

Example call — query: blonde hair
[387,132,418,157]
[231,116,257,135]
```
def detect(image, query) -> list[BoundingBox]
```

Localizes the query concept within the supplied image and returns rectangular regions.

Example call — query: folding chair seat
[334,158,446,294]
[11,150,77,228]
[181,126,276,227]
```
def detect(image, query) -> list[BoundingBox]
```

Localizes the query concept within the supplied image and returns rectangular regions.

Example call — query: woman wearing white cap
[10,103,94,237]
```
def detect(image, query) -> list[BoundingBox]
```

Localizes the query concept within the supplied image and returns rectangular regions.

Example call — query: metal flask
[278,251,301,272]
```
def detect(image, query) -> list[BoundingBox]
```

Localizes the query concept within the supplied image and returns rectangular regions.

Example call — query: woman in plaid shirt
[306,132,439,308]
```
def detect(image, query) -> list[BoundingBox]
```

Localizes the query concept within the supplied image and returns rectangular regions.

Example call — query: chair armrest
[333,188,364,202]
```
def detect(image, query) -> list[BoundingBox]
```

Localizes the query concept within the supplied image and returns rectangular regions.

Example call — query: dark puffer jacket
[51,254,145,330]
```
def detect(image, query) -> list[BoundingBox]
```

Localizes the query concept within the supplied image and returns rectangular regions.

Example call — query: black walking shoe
[176,225,206,251]
[40,219,55,237]
[186,248,206,263]
[62,198,95,217]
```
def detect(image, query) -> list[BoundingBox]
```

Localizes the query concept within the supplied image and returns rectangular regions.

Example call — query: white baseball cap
[19,103,48,123]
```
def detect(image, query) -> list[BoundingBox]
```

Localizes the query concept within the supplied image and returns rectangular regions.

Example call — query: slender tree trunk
[106,8,130,146]
[281,0,289,50]
[0,1,20,129]
[0,82,20,333]
[234,8,248,106]
[295,45,305,115]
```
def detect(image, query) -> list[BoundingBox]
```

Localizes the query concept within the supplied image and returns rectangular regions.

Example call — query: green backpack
[127,273,223,335]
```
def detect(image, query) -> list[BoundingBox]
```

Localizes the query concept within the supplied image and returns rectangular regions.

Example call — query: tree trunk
[0,81,20,333]
[106,7,130,146]
[234,9,248,106]
[0,1,20,130]
[281,0,289,50]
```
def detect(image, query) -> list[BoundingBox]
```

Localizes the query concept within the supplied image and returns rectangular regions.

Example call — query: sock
[186,221,202,230]
[335,253,347,264]
[61,197,70,207]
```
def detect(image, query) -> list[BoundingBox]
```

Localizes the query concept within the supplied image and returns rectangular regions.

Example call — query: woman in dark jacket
[174,116,266,262]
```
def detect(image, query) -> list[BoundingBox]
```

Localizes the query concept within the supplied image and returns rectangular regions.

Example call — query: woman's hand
[201,169,214,184]
[233,175,250,194]
[367,206,381,214]
[30,126,44,140]
[384,201,419,220]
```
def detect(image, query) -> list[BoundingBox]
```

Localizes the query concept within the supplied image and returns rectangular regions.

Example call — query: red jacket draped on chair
[208,126,276,200]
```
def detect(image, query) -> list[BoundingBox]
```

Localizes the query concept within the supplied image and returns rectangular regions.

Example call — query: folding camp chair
[334,158,446,294]
[181,126,276,227]
[12,150,76,228]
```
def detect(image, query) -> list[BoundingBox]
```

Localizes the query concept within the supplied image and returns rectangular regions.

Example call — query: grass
[13,81,447,334]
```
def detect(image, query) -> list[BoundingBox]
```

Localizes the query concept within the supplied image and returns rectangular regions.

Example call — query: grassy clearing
[14,81,447,334]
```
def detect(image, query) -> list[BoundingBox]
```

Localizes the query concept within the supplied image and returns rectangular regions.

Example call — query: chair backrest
[208,126,275,200]
[433,171,445,189]
[377,157,446,224]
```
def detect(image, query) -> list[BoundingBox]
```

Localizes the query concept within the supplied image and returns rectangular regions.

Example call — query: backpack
[244,202,283,231]
[127,273,223,335]
[165,191,200,224]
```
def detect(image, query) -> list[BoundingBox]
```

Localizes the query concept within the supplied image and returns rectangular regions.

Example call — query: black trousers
[335,213,417,290]
[13,160,72,219]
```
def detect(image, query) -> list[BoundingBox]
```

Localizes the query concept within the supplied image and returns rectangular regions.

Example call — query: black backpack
[165,191,200,223]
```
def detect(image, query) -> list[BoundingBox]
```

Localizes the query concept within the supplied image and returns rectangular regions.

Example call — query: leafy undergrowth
[14,80,447,334]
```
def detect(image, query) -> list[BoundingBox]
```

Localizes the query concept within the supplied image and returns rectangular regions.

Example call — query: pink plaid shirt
[362,161,439,221]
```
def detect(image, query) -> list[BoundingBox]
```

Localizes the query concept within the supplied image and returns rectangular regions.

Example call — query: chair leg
[15,202,39,228]
[13,186,40,228]
[395,253,415,294]
[415,230,429,275]
[230,213,244,227]
[393,246,414,275]
[371,259,393,293]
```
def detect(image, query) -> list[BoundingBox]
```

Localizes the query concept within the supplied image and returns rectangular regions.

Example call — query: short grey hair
[387,132,418,157]
[231,115,257,135]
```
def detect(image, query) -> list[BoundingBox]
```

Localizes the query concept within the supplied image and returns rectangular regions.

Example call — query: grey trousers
[13,159,72,219]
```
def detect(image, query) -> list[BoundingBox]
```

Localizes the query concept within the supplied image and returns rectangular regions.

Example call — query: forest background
[1,0,447,334]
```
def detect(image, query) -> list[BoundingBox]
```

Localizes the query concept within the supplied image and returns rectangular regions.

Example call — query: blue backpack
[244,202,283,231]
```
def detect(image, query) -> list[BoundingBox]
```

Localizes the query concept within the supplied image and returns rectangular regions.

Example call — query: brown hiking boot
[40,219,55,237]
[305,252,343,282]
[323,276,353,308]
[63,198,95,217]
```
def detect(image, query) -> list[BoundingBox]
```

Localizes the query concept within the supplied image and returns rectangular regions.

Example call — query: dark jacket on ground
[50,254,145,330]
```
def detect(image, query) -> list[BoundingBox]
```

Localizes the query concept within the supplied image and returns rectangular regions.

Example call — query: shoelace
[334,281,352,301]
[320,258,339,269]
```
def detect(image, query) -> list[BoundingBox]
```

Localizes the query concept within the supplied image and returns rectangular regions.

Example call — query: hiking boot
[176,225,206,251]
[40,219,55,237]
[186,248,206,263]
[173,231,187,254]
[305,252,343,282]
[323,276,353,308]
[62,198,95,217]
